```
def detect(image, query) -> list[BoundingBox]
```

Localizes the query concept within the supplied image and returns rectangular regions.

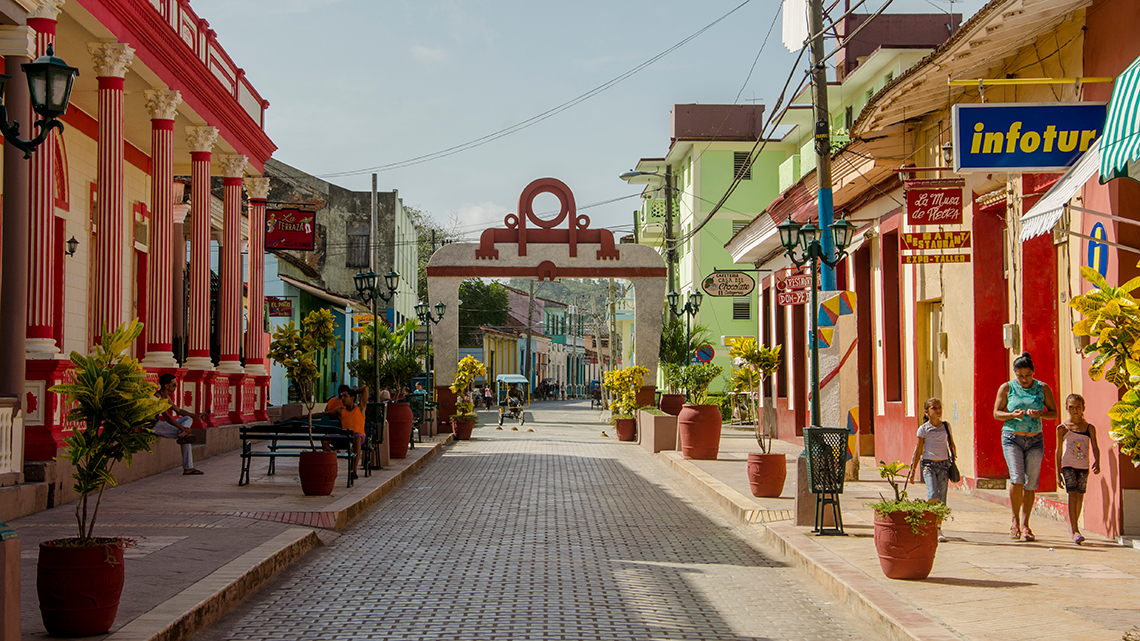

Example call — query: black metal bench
[239,419,359,487]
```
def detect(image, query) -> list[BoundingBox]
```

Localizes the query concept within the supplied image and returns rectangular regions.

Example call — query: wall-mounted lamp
[65,235,78,257]
[941,141,954,166]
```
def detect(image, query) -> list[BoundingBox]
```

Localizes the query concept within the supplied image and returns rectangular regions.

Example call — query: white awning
[1019,138,1101,241]
[279,274,365,311]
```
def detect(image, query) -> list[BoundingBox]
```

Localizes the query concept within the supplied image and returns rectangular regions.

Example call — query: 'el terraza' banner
[953,102,1106,173]
[266,207,316,251]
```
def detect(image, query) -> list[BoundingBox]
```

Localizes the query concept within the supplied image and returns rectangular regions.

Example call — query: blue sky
[191,0,982,239]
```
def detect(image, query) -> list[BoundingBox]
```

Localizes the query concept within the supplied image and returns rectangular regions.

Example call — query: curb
[101,435,453,641]
[657,451,793,524]
[658,452,960,641]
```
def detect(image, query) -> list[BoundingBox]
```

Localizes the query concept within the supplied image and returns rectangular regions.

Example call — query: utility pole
[664,168,676,293]
[525,280,535,387]
[809,0,837,291]
[370,174,377,273]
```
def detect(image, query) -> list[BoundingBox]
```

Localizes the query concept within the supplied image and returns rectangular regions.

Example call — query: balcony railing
[0,397,19,476]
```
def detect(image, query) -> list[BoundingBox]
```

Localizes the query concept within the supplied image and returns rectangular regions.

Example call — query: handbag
[946,424,961,483]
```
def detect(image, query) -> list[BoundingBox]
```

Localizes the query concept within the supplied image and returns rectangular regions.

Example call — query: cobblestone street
[197,409,872,640]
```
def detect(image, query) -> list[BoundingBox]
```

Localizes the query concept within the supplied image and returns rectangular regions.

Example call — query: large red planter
[747,452,786,497]
[387,402,413,458]
[874,510,941,580]
[677,404,721,460]
[615,418,636,441]
[659,394,685,416]
[38,539,125,636]
[298,450,337,496]
[452,416,476,440]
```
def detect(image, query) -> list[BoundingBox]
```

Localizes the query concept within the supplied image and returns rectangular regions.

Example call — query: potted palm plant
[728,338,785,497]
[450,355,486,440]
[604,365,650,441]
[675,362,724,460]
[868,461,952,580]
[40,320,167,636]
[657,315,712,415]
[267,308,338,495]
[349,319,423,457]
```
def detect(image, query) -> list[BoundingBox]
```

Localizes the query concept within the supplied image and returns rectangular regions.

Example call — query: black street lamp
[354,268,399,402]
[777,216,856,428]
[667,289,703,366]
[0,44,78,159]
[415,300,446,392]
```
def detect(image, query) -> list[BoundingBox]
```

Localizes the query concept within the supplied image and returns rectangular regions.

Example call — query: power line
[318,0,755,178]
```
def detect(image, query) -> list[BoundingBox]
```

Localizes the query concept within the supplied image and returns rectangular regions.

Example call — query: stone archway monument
[427,177,667,423]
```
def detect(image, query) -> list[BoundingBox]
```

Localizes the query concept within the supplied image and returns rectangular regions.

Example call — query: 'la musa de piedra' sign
[952,102,1106,173]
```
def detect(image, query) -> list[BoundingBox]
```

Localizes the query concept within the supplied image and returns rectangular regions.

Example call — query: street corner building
[0,0,277,520]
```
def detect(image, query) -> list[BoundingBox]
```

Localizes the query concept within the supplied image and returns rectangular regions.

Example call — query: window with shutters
[733,152,752,180]
[346,221,370,268]
[732,221,748,237]
[732,296,751,320]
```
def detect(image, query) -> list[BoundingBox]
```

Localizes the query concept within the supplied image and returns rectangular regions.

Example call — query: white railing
[0,397,18,476]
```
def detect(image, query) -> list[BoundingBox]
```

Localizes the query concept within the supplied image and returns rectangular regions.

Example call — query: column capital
[185,126,219,153]
[244,176,270,200]
[0,26,34,59]
[29,0,66,21]
[86,41,135,78]
[144,88,182,120]
[217,153,247,178]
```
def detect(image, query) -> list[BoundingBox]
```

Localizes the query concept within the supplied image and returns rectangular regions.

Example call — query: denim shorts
[921,459,951,503]
[1002,431,1045,491]
[1061,466,1089,494]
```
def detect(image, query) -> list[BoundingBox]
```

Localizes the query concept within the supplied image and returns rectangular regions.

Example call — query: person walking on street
[908,398,956,542]
[993,352,1057,542]
[483,385,493,410]
[154,373,205,475]
[1056,394,1101,544]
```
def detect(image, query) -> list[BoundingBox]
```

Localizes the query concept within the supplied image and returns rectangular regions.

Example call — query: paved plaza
[196,404,874,641]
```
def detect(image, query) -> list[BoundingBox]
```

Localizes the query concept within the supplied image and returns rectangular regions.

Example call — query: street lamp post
[354,269,400,446]
[667,290,703,366]
[414,300,446,392]
[776,218,856,428]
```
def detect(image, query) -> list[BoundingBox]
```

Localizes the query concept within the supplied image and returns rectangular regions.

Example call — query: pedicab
[495,374,530,426]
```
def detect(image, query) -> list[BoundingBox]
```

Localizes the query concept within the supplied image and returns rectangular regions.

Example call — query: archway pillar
[428,276,463,429]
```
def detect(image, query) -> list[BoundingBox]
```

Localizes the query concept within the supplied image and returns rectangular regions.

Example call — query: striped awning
[1020,138,1100,241]
[1100,54,1140,182]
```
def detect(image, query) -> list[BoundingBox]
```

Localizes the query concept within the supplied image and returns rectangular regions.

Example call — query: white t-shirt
[916,421,952,461]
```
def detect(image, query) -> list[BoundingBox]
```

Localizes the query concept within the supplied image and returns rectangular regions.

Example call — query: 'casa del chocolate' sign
[905,179,964,226]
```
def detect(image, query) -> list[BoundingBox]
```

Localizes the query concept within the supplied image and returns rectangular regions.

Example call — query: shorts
[323,432,363,451]
[1002,431,1045,491]
[1061,466,1089,494]
[921,459,951,503]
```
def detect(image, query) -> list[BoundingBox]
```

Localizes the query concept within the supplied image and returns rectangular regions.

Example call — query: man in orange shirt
[318,385,367,480]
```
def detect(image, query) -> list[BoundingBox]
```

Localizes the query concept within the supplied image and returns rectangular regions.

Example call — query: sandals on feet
[182,468,204,475]
[1072,532,1085,545]
[1022,527,1035,542]
[1010,523,1022,540]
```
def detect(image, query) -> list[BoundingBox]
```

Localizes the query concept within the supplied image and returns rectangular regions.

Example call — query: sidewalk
[658,428,1140,641]
[12,435,451,641]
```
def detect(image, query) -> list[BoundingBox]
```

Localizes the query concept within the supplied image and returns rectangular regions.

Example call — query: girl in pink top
[1055,394,1101,545]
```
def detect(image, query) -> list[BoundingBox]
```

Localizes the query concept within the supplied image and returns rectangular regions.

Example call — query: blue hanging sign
[952,102,1107,173]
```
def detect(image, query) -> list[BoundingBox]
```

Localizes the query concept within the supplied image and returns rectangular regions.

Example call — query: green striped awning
[1100,54,1140,183]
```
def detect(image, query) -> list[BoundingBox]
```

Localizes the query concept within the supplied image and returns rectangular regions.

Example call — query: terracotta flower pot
[298,450,338,496]
[659,393,685,416]
[615,418,636,441]
[746,452,786,497]
[874,510,941,580]
[38,538,125,636]
[452,416,476,440]
[677,404,722,460]
[387,401,413,458]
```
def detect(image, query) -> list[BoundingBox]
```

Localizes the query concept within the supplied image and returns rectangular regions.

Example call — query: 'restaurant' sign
[266,207,316,251]
[702,272,755,297]
[905,179,964,225]
[901,231,971,251]
[266,297,293,317]
[775,267,811,291]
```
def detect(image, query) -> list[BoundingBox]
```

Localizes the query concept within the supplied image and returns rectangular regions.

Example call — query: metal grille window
[733,152,752,180]
[732,221,749,237]
[732,296,751,320]
[346,221,370,268]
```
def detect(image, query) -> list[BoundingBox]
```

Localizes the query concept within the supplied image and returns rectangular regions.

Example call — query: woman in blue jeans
[992,352,1057,542]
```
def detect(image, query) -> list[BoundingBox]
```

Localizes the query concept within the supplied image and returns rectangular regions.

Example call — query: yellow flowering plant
[603,366,650,419]
[451,355,487,418]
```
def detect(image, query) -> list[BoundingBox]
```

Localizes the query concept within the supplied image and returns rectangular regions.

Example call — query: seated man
[317,386,367,480]
[154,373,205,475]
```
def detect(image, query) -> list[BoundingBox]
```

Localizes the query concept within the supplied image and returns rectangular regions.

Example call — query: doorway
[919,299,943,402]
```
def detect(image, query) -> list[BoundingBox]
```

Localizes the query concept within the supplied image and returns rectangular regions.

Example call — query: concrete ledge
[658,451,792,524]
[103,527,320,641]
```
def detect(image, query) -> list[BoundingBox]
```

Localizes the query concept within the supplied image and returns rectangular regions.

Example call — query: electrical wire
[318,0,755,178]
